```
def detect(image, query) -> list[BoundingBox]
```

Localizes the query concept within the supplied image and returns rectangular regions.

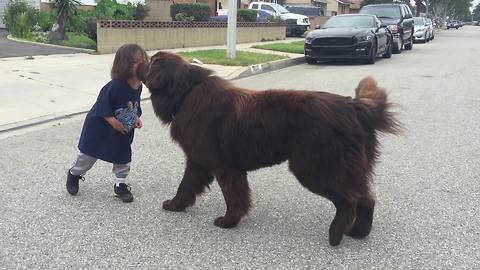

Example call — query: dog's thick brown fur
[141,51,399,246]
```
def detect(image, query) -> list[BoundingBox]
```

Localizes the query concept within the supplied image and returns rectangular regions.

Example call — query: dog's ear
[146,52,213,98]
[146,55,176,95]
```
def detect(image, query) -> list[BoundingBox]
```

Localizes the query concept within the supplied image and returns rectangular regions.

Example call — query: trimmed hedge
[170,3,211,21]
[238,9,257,22]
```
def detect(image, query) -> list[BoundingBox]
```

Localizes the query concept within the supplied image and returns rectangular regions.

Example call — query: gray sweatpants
[69,152,131,183]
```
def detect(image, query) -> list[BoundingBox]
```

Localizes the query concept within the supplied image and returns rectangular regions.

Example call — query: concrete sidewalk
[0,38,304,132]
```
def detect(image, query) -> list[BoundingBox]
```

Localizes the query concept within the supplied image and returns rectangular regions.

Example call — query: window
[251,4,258,9]
[261,5,276,13]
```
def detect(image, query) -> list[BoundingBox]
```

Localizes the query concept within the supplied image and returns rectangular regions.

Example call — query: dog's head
[138,51,212,97]
[137,51,213,123]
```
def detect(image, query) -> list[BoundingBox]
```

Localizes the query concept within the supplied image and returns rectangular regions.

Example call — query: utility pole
[226,0,237,59]
[425,0,429,17]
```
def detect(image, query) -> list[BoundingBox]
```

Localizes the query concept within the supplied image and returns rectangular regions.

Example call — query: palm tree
[49,0,82,41]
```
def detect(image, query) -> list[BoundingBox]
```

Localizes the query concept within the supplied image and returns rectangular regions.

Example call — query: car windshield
[323,16,375,28]
[271,3,289,14]
[414,17,425,25]
[360,6,401,19]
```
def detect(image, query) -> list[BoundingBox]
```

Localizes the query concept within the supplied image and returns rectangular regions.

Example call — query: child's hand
[105,117,128,135]
[135,118,143,129]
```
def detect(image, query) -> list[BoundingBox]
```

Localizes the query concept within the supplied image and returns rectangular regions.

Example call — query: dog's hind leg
[289,160,358,246]
[163,158,214,212]
[214,170,251,228]
[327,194,357,246]
[346,195,375,239]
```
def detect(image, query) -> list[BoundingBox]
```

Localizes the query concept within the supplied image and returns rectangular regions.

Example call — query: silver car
[413,17,431,43]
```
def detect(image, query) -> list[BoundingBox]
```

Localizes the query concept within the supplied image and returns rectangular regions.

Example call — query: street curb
[0,55,304,134]
[6,35,96,54]
[227,55,305,80]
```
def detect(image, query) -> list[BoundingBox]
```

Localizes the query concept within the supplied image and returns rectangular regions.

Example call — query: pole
[227,0,237,59]
[425,0,429,17]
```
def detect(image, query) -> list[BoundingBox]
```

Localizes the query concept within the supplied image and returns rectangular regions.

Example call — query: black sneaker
[66,170,84,195]
[114,183,134,203]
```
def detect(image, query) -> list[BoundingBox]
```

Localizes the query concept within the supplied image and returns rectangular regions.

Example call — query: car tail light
[387,25,399,33]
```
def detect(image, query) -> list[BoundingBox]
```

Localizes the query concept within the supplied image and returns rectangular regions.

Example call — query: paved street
[1,27,479,269]
[0,29,85,58]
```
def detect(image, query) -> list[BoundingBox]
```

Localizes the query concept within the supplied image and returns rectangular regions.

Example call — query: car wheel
[404,34,413,50]
[423,33,427,43]
[367,40,377,64]
[305,56,317,65]
[383,37,392,58]
[431,34,434,40]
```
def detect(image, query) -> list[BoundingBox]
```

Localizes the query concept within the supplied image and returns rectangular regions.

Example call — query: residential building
[325,0,349,16]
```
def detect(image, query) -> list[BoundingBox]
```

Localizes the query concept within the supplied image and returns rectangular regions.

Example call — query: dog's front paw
[162,199,185,212]
[214,216,238,229]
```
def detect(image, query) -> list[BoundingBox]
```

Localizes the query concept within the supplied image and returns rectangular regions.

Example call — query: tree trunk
[48,12,66,43]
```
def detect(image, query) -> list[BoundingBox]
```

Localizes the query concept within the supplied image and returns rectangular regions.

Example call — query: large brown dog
[140,52,399,246]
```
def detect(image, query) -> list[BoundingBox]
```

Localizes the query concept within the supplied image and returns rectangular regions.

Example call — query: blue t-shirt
[78,80,142,164]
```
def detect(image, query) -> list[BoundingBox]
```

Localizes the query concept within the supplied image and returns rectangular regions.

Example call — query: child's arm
[104,116,128,134]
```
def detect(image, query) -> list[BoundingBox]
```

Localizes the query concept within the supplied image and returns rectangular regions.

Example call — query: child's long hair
[111,44,148,81]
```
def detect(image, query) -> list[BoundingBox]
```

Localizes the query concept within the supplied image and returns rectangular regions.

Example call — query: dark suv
[359,3,414,53]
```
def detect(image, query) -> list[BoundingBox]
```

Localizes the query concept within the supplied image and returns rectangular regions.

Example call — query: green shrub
[63,32,96,49]
[133,2,149,20]
[32,31,48,43]
[170,3,211,22]
[83,12,98,41]
[175,13,194,22]
[37,10,56,32]
[3,0,38,38]
[238,9,257,22]
[96,0,134,20]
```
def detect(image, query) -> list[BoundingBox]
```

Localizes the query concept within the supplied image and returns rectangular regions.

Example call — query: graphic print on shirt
[114,101,139,132]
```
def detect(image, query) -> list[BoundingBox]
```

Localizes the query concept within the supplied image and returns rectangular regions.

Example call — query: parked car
[447,20,460,29]
[359,3,414,53]
[426,18,435,40]
[413,17,431,43]
[248,2,310,37]
[304,14,393,64]
[211,9,275,23]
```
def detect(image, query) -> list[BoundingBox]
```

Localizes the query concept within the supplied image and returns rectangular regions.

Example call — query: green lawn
[252,41,305,54]
[178,49,286,66]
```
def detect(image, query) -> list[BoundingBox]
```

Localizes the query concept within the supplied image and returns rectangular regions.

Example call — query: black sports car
[305,14,393,64]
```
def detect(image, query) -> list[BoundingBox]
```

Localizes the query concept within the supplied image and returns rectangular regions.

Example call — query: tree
[429,0,472,26]
[49,0,82,42]
[473,3,480,21]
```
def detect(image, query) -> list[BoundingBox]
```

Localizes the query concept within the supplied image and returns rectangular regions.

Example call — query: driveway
[0,29,86,58]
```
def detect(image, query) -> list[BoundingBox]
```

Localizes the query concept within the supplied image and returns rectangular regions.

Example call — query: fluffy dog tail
[355,76,400,134]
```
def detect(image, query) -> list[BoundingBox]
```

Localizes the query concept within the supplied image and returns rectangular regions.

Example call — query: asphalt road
[1,26,479,269]
[0,29,85,58]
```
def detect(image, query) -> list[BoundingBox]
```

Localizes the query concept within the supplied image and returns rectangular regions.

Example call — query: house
[325,0,349,16]
[0,0,40,28]
[347,0,362,14]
